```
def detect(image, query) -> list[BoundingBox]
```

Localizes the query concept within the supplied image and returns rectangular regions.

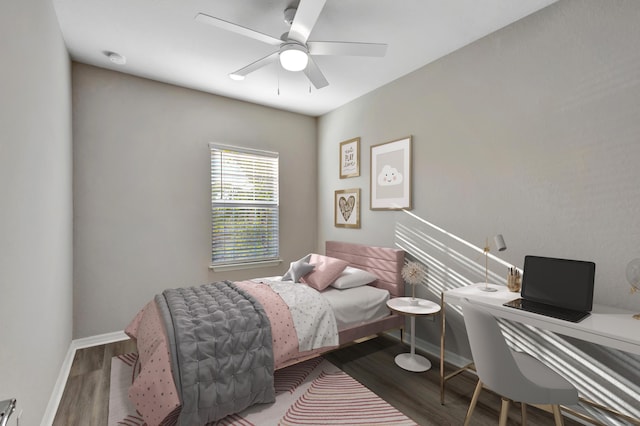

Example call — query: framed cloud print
[370,136,412,210]
[339,137,360,178]
[335,188,361,228]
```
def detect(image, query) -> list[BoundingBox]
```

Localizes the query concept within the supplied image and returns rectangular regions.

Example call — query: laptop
[503,255,595,323]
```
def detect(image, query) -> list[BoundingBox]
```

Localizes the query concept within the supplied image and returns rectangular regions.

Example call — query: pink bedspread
[125,299,180,425]
[125,280,335,425]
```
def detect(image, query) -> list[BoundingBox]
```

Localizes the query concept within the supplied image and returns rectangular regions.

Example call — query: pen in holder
[507,267,521,292]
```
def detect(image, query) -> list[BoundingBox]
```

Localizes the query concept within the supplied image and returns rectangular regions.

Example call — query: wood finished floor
[52,338,137,425]
[53,335,581,425]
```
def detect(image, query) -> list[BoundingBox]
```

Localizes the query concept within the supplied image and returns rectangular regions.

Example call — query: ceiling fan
[195,0,388,89]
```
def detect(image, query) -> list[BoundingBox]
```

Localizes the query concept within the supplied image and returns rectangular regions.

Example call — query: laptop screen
[521,255,596,312]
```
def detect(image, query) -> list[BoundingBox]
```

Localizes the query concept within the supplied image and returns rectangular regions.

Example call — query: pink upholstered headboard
[325,241,405,297]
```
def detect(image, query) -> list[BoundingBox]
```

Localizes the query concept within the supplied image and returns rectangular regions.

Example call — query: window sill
[209,259,283,272]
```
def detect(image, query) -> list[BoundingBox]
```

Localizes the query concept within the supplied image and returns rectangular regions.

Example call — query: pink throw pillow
[301,253,349,291]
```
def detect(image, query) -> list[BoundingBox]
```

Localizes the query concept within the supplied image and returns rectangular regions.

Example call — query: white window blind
[210,143,279,266]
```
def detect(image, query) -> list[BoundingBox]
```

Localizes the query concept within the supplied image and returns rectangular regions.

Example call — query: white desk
[387,297,441,372]
[440,283,640,423]
[443,283,640,356]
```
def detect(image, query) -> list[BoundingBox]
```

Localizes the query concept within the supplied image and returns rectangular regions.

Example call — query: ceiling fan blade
[303,56,329,89]
[288,0,327,44]
[195,13,281,46]
[230,51,280,79]
[307,41,387,57]
[308,41,388,57]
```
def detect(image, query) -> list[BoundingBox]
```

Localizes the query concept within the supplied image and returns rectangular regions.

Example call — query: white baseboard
[384,329,472,368]
[41,331,129,426]
[71,330,128,350]
[415,335,472,368]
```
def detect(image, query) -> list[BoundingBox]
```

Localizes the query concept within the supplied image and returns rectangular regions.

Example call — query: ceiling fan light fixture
[279,43,308,72]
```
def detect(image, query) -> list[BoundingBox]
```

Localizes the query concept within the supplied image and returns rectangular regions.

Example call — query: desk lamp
[481,234,507,292]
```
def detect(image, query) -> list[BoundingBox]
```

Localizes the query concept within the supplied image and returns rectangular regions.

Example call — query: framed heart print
[334,188,361,228]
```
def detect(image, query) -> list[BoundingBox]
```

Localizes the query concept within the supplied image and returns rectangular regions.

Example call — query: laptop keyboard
[503,298,590,323]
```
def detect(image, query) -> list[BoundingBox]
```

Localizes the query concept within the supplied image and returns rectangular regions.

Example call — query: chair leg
[498,397,511,426]
[521,402,527,425]
[551,404,565,426]
[463,380,483,426]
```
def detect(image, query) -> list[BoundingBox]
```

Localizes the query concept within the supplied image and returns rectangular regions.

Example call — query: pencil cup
[507,273,521,292]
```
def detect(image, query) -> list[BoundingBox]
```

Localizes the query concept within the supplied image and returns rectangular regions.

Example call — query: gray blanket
[156,281,275,425]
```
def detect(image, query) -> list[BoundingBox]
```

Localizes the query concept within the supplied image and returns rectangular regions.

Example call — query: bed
[125,240,405,425]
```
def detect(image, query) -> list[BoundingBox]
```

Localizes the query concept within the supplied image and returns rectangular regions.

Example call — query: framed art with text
[335,188,361,228]
[339,137,360,178]
[370,136,412,210]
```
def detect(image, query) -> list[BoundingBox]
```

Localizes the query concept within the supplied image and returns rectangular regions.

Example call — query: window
[210,143,279,268]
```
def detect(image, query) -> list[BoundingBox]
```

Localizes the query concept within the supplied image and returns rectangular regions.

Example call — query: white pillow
[330,266,378,290]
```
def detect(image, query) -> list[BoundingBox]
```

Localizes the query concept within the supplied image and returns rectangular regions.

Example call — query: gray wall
[320,0,640,328]
[0,0,73,423]
[72,64,317,338]
[318,0,640,422]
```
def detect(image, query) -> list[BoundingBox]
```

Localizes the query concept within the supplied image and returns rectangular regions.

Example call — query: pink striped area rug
[109,353,417,426]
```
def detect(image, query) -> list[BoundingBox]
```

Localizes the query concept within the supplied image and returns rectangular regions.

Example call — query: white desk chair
[461,298,578,426]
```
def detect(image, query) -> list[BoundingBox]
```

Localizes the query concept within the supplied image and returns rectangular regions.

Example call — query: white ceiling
[52,0,557,117]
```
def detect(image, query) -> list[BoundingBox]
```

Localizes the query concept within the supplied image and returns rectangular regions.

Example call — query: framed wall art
[335,188,361,228]
[370,136,412,210]
[339,137,360,178]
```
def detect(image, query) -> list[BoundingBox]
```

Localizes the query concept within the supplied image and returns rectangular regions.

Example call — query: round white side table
[386,297,441,372]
